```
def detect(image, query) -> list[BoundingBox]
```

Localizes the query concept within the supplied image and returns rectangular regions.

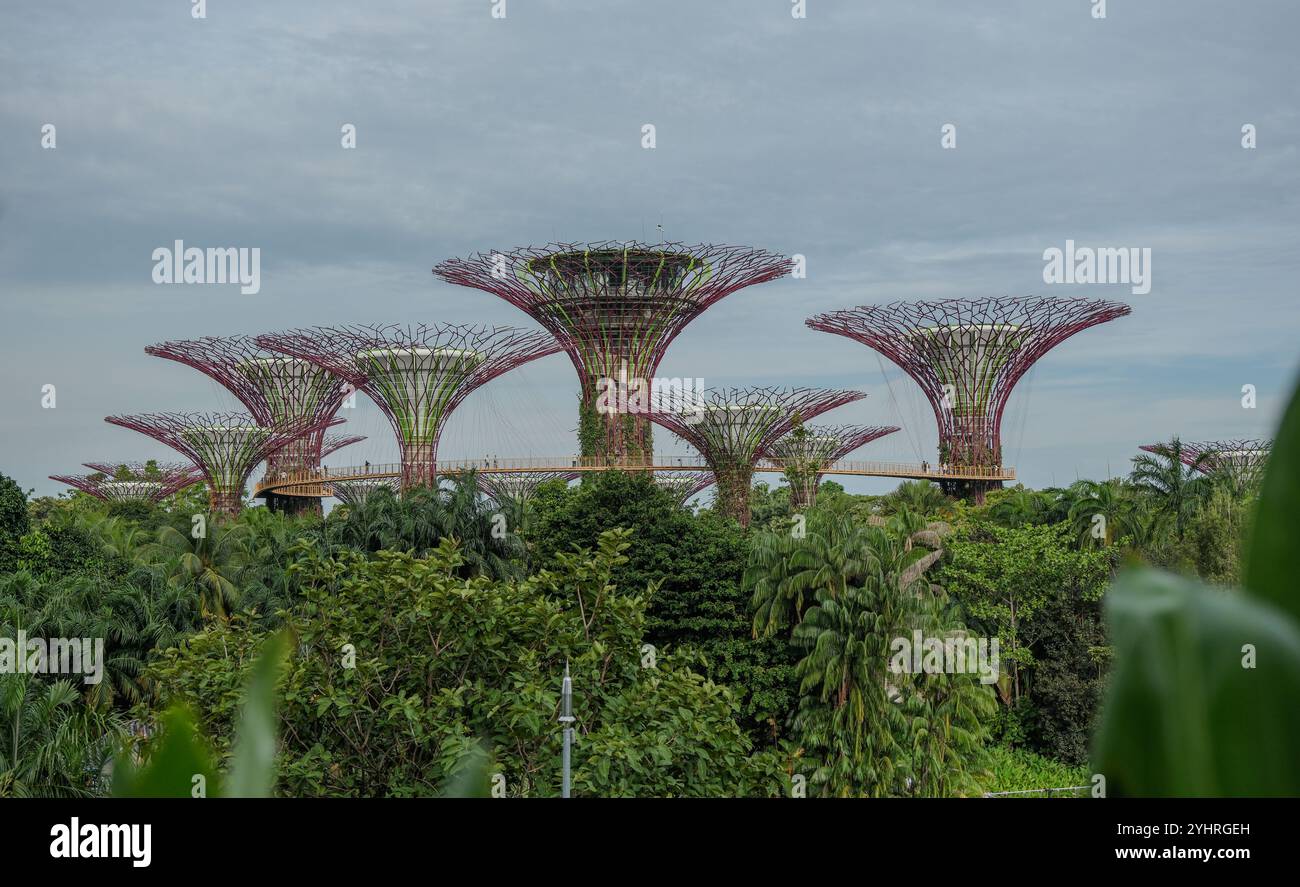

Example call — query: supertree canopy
[434,242,790,463]
[52,461,201,504]
[808,297,1130,494]
[320,432,366,460]
[145,336,355,514]
[1140,439,1272,486]
[256,324,560,491]
[104,411,339,517]
[329,476,400,508]
[476,471,579,509]
[649,386,865,526]
[653,471,714,506]
[767,422,899,510]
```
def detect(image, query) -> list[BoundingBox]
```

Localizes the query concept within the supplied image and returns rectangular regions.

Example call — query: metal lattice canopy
[767,423,900,509]
[320,433,366,460]
[51,461,201,504]
[145,335,354,482]
[104,411,340,516]
[807,297,1131,470]
[649,386,866,526]
[330,476,400,507]
[476,470,580,507]
[1141,439,1272,483]
[653,471,715,505]
[434,242,790,460]
[256,324,560,490]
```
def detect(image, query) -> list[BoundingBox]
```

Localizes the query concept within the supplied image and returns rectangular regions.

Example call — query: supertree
[329,477,400,508]
[476,471,579,510]
[1140,439,1272,487]
[320,432,366,460]
[649,387,865,527]
[52,461,201,504]
[104,412,339,517]
[434,242,790,463]
[808,297,1131,499]
[256,324,560,491]
[653,471,714,506]
[766,422,899,510]
[144,336,355,515]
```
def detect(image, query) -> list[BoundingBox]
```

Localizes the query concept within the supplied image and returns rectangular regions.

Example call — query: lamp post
[560,662,574,798]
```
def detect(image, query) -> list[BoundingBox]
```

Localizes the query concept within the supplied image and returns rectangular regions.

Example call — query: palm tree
[1067,478,1139,547]
[988,487,1049,528]
[0,674,122,797]
[880,480,948,516]
[143,521,252,619]
[1129,438,1212,541]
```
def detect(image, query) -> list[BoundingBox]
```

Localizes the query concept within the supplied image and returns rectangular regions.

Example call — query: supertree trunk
[715,464,756,526]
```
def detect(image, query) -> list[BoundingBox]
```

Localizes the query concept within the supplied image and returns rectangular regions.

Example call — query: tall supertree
[476,471,579,510]
[808,297,1131,499]
[649,387,865,527]
[329,476,400,508]
[434,242,790,463]
[52,461,200,504]
[145,336,355,515]
[1140,439,1272,487]
[257,324,559,491]
[653,471,714,506]
[766,422,899,510]
[104,412,339,517]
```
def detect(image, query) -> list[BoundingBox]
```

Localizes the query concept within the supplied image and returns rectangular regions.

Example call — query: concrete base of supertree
[941,478,1002,504]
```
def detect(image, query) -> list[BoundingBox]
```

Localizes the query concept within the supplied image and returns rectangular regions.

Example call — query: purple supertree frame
[649,386,865,527]
[1140,439,1271,486]
[767,423,899,510]
[320,433,366,460]
[104,411,340,517]
[808,297,1130,496]
[476,471,580,509]
[256,324,560,491]
[653,471,714,506]
[330,477,400,508]
[145,335,355,514]
[52,461,201,504]
[434,242,790,463]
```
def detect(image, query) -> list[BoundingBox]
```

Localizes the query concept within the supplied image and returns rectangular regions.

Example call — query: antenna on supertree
[52,461,201,505]
[330,476,400,508]
[104,411,341,517]
[649,386,865,527]
[320,433,366,460]
[808,297,1131,501]
[256,324,560,491]
[435,241,790,464]
[652,471,714,506]
[145,335,355,515]
[767,423,899,510]
[1140,439,1271,489]
[476,471,580,509]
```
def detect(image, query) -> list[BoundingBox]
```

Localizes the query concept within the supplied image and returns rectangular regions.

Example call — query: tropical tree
[1129,438,1212,541]
[1067,479,1140,548]
[0,673,122,797]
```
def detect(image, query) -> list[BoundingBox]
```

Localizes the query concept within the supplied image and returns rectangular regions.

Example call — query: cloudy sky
[2,0,1297,499]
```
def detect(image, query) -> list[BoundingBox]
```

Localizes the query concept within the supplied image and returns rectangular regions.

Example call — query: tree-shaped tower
[766,422,899,510]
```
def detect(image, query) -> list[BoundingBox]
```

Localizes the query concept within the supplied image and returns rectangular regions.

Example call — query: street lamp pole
[560,661,574,798]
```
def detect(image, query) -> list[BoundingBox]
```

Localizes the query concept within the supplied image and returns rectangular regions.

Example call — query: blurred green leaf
[1246,376,1300,623]
[112,707,222,798]
[1092,568,1300,796]
[226,632,291,798]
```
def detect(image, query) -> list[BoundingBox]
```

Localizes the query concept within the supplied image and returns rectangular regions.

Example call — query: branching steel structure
[52,461,201,504]
[321,433,366,460]
[104,411,339,517]
[476,470,580,508]
[653,471,715,506]
[767,423,899,510]
[256,324,559,491]
[808,297,1130,498]
[145,336,356,514]
[1140,439,1272,487]
[330,476,400,508]
[434,242,789,463]
[650,386,864,526]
